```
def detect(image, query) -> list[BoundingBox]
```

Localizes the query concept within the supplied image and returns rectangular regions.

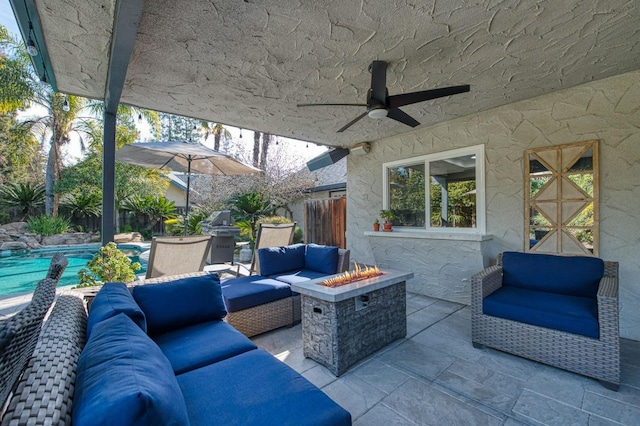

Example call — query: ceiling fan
[297,61,470,133]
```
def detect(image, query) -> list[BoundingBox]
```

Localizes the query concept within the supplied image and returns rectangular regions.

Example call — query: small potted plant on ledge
[373,218,380,232]
[379,210,396,232]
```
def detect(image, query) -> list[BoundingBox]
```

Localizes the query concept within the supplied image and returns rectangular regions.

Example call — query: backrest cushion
[501,251,605,298]
[132,273,227,336]
[72,314,190,426]
[258,244,306,276]
[305,244,339,275]
[86,282,146,339]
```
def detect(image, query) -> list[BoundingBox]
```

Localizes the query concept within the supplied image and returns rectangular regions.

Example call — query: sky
[0,0,327,168]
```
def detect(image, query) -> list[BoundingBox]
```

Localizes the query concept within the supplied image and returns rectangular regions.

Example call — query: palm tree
[0,181,45,220]
[24,92,88,216]
[199,121,231,151]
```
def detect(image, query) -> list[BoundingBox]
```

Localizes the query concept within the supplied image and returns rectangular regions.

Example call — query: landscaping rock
[41,232,100,246]
[114,232,143,243]
[19,235,42,249]
[1,241,28,251]
[0,222,28,234]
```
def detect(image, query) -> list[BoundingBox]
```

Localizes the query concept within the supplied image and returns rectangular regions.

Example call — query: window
[383,145,485,233]
[525,140,598,255]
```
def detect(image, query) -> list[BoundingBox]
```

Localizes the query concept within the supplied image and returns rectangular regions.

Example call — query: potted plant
[379,210,396,232]
[373,218,380,232]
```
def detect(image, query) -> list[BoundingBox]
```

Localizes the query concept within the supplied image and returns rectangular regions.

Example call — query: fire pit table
[291,268,413,376]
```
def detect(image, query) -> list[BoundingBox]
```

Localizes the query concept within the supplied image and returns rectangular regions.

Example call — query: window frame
[382,144,486,235]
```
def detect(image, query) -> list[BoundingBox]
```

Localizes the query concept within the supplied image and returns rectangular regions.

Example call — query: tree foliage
[0,181,45,220]
[0,26,35,114]
[159,113,201,142]
[76,242,141,287]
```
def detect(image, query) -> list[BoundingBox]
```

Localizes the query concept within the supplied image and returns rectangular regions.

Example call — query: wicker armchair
[471,253,620,390]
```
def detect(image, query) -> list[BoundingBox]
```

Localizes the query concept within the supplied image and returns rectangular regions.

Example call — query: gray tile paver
[512,389,590,426]
[353,404,418,426]
[246,293,640,426]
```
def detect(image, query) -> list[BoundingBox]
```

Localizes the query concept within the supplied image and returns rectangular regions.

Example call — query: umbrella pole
[184,158,191,236]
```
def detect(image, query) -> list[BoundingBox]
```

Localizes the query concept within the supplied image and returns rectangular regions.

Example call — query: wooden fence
[304,197,346,248]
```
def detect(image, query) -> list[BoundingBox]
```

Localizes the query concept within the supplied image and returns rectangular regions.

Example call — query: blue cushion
[257,244,306,276]
[221,275,291,312]
[305,244,339,275]
[502,251,604,298]
[176,349,351,426]
[268,269,330,285]
[132,274,227,336]
[86,282,146,339]
[483,286,599,338]
[154,320,257,374]
[73,314,190,426]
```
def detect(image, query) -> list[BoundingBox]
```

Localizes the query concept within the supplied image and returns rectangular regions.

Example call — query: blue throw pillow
[258,244,306,276]
[86,282,146,339]
[305,244,339,275]
[72,314,190,426]
[502,251,605,298]
[132,273,227,336]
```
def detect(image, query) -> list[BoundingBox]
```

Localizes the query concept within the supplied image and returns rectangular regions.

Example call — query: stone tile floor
[2,290,638,425]
[252,293,640,426]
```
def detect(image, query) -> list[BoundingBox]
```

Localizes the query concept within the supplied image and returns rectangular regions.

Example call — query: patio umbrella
[116,141,260,235]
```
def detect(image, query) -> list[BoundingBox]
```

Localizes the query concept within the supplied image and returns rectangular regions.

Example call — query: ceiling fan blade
[370,61,387,104]
[387,108,420,128]
[297,103,367,107]
[337,111,369,133]
[387,84,470,108]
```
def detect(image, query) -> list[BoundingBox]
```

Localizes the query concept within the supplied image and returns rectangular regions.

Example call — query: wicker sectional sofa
[3,273,351,425]
[221,244,350,337]
[471,251,620,390]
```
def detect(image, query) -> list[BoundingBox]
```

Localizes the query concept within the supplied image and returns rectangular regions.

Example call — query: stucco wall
[347,70,640,340]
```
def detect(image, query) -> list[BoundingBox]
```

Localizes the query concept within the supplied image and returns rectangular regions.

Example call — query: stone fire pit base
[300,280,406,376]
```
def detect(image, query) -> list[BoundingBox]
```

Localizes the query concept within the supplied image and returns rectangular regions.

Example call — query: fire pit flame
[321,263,384,287]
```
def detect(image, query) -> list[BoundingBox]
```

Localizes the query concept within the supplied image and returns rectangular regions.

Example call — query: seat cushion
[221,275,291,312]
[176,349,351,426]
[73,314,190,426]
[132,273,227,336]
[86,282,146,339]
[483,286,599,338]
[268,269,330,285]
[153,320,257,374]
[501,251,604,298]
[305,244,339,274]
[257,244,306,276]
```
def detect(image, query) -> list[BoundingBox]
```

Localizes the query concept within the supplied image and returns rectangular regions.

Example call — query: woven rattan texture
[1,254,68,420]
[471,255,620,388]
[2,292,87,426]
[226,296,300,337]
[0,278,57,412]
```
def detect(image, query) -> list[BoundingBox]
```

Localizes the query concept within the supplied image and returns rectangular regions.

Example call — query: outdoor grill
[201,211,241,264]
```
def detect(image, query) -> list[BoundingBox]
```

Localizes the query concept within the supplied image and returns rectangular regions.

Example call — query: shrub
[27,215,71,236]
[76,242,141,287]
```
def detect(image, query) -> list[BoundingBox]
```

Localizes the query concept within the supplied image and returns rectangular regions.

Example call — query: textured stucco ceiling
[36,0,640,148]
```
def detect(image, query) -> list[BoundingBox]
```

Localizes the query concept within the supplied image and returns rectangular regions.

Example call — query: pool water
[0,248,146,297]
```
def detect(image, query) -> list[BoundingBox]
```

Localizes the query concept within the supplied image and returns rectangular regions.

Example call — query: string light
[239,129,242,139]
[26,22,37,56]
[138,113,142,121]
[62,98,70,112]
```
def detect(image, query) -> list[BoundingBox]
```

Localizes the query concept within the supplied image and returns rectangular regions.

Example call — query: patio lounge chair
[471,251,620,390]
[238,222,296,276]
[145,235,212,278]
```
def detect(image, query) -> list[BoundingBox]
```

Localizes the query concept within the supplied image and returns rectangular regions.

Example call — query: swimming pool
[0,246,147,297]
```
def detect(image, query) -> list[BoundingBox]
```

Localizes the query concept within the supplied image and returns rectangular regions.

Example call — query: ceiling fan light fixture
[368,108,388,119]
